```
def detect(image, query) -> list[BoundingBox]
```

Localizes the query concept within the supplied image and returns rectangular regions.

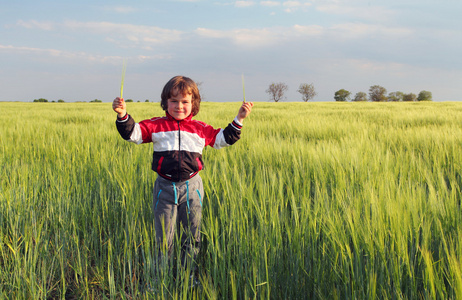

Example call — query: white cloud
[282,1,312,12]
[195,28,225,39]
[0,44,60,56]
[0,44,119,62]
[316,2,396,22]
[102,6,138,14]
[14,18,414,52]
[16,19,184,47]
[283,1,308,7]
[0,44,168,64]
[329,23,413,39]
[258,0,311,12]
[235,1,255,7]
[196,27,276,47]
[63,21,184,46]
[233,28,276,45]
[16,20,54,31]
[196,24,323,47]
[260,1,280,6]
[293,24,324,36]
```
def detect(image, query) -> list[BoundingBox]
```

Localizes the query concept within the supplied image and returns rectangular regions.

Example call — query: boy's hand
[112,97,127,118]
[237,101,254,124]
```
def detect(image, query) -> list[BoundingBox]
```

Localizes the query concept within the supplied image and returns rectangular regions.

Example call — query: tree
[125,99,134,102]
[266,82,288,102]
[90,99,102,103]
[298,83,317,102]
[334,89,351,102]
[417,90,432,101]
[33,98,48,102]
[388,91,404,102]
[403,93,417,102]
[369,85,388,102]
[353,92,368,102]
[145,99,150,102]
[57,99,65,103]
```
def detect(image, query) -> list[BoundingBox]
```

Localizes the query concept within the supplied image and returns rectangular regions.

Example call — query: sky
[1,0,461,103]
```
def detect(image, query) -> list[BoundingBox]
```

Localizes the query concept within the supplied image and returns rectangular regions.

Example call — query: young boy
[112,75,253,279]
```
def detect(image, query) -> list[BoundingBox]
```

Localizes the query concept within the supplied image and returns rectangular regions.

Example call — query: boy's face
[167,89,192,121]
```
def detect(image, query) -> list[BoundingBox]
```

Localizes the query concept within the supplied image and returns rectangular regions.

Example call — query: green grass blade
[120,60,126,99]
[241,73,246,103]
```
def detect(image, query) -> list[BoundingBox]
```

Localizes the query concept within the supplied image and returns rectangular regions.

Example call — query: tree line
[32,83,432,103]
[33,98,151,103]
[336,85,432,102]
[265,83,433,102]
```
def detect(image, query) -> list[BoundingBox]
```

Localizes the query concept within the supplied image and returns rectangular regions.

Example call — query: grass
[1,101,462,299]
[120,60,126,99]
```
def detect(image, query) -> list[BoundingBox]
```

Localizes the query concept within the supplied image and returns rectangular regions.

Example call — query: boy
[112,75,253,280]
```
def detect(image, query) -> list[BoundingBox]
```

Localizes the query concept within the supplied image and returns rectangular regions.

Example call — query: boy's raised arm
[113,97,136,141]
[212,101,254,149]
[236,101,254,124]
[112,97,127,118]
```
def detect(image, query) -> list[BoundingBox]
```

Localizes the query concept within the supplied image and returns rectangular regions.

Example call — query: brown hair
[160,76,201,116]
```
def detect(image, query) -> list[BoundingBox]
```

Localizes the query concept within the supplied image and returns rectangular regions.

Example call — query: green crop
[120,60,126,99]
[242,74,246,103]
[1,101,462,299]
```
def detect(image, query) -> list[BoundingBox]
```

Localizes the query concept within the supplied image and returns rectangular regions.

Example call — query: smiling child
[112,75,253,284]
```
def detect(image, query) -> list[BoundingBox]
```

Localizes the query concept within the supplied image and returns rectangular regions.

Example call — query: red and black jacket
[116,112,242,182]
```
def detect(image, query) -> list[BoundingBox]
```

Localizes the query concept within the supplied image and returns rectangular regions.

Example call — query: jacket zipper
[177,120,181,181]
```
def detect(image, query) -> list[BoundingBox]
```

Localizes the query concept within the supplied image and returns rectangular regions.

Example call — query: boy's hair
[161,76,201,116]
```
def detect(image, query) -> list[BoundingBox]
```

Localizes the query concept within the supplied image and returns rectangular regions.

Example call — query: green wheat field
[1,101,462,299]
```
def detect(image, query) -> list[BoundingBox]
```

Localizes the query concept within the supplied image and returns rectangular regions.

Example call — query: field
[1,101,462,299]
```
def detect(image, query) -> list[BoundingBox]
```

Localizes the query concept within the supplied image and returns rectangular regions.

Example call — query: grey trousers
[153,174,203,269]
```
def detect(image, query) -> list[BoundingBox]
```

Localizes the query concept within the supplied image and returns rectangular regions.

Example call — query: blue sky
[1,0,461,102]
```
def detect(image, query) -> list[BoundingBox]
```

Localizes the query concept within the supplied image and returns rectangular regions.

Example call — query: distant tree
[417,90,432,101]
[33,98,48,102]
[334,89,351,102]
[353,92,368,102]
[125,99,134,102]
[297,83,317,102]
[266,82,288,102]
[388,91,404,102]
[403,93,417,102]
[90,99,102,103]
[145,99,149,102]
[369,85,388,102]
[57,99,65,103]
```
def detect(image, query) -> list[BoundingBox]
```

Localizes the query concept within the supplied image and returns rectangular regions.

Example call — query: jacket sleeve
[211,117,242,149]
[115,114,135,140]
[115,114,145,144]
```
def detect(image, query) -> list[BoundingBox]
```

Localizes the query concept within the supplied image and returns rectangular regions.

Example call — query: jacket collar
[165,112,193,122]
